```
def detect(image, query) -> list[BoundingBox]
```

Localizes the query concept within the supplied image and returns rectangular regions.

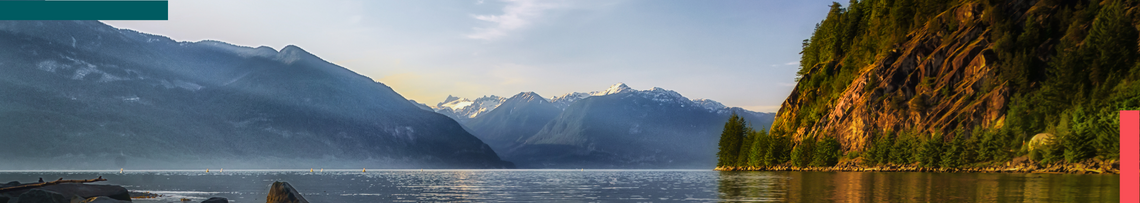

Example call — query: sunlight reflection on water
[0,169,1119,202]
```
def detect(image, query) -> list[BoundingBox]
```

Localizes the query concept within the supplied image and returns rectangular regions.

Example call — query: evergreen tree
[1064,107,1096,162]
[791,137,816,167]
[868,131,893,165]
[764,130,791,166]
[811,136,842,167]
[736,126,755,167]
[918,134,943,167]
[749,128,771,167]
[890,132,916,165]
[940,134,966,168]
[976,128,999,162]
[716,112,747,167]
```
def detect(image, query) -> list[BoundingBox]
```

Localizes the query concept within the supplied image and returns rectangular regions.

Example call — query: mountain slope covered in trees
[719,0,1137,171]
[0,21,513,169]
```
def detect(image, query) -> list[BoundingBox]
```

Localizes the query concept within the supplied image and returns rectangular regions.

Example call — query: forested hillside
[719,0,1138,171]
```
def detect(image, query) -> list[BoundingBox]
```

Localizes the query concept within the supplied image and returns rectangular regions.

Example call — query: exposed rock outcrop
[84,196,131,203]
[774,3,1010,150]
[266,182,308,203]
[14,189,79,203]
[39,184,130,201]
[1,177,130,203]
[201,197,229,203]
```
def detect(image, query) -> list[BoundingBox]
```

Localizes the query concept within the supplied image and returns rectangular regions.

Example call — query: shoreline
[715,159,1119,174]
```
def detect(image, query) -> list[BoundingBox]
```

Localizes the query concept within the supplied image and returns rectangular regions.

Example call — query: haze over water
[0,170,1119,202]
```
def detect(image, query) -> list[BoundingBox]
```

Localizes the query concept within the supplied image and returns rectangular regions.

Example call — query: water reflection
[0,170,1118,202]
[717,171,1119,202]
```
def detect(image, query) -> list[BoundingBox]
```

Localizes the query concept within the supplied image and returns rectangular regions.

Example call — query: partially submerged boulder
[201,197,229,203]
[1028,133,1055,152]
[14,189,81,203]
[39,183,131,201]
[1,177,129,203]
[84,196,131,203]
[266,182,308,203]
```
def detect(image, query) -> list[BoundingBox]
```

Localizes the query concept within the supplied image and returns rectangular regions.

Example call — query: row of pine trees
[717,111,1106,169]
[716,113,840,168]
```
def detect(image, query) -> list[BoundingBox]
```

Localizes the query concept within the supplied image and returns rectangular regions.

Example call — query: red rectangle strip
[1123,110,1138,202]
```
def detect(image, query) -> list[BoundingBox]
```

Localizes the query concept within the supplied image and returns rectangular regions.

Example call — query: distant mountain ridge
[434,83,743,117]
[465,92,562,154]
[429,95,507,123]
[435,83,775,168]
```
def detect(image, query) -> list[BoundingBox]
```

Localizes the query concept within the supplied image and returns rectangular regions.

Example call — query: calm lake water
[0,170,1119,202]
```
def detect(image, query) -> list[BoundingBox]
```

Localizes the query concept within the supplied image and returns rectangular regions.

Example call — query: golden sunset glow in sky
[106,0,838,112]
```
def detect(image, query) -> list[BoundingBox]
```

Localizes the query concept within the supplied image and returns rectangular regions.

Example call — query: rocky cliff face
[776,3,1019,150]
[777,0,1139,163]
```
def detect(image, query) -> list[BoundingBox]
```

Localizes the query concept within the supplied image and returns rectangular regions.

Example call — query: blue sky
[105,0,838,112]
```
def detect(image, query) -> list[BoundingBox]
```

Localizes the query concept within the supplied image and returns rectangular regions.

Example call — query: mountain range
[0,20,774,170]
[427,83,775,168]
[0,21,512,169]
[429,95,506,123]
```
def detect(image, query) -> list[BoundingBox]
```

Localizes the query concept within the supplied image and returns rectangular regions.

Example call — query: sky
[104,0,838,112]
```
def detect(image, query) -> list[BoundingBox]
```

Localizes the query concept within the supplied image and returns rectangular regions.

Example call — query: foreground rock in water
[84,196,131,203]
[201,197,229,203]
[266,182,308,203]
[38,183,130,201]
[1,177,130,203]
[14,189,81,203]
[1,182,18,188]
[2,184,130,201]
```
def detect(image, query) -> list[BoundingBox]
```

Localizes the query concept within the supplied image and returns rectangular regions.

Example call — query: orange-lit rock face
[774,3,1010,151]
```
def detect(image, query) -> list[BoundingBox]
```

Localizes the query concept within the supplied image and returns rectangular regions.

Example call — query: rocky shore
[716,157,1120,175]
[0,177,310,203]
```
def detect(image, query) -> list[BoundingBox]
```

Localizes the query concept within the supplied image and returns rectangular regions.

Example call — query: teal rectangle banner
[0,1,168,20]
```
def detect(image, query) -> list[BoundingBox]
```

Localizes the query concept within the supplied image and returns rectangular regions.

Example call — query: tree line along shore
[716,113,1119,174]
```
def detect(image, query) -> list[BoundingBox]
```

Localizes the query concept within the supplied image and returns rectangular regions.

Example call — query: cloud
[467,0,558,40]
[348,15,362,24]
[771,61,800,68]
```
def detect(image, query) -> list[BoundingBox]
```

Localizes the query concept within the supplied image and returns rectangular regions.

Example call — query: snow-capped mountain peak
[550,92,591,109]
[593,83,634,96]
[432,95,507,121]
[441,99,474,110]
[691,99,728,111]
[638,87,690,104]
[514,91,549,102]
[437,83,753,118]
[441,95,462,104]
